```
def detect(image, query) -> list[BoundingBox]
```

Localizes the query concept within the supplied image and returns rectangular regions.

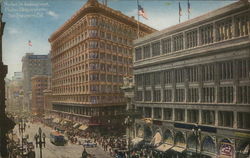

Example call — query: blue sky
[2,0,235,79]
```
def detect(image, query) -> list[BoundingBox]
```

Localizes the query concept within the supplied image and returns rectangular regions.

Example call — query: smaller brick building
[31,75,48,115]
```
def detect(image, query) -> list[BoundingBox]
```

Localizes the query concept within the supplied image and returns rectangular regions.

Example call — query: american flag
[28,40,32,47]
[188,0,191,14]
[179,2,182,16]
[138,5,148,20]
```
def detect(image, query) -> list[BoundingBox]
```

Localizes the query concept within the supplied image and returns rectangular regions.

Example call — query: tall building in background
[12,72,23,81]
[133,1,250,158]
[48,0,155,132]
[22,53,51,112]
[31,75,48,115]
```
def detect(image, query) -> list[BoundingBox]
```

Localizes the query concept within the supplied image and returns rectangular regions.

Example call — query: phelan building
[133,1,250,158]
[48,0,155,133]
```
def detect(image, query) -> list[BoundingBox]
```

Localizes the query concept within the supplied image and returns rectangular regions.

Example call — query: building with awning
[78,125,88,131]
[73,123,81,128]
[156,143,173,152]
[132,137,143,146]
[151,132,162,146]
[52,118,60,123]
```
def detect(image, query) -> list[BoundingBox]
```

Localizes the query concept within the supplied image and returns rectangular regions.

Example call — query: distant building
[22,53,51,112]
[43,76,52,115]
[5,80,24,114]
[31,75,48,115]
[12,72,23,81]
[133,1,250,158]
[48,0,155,132]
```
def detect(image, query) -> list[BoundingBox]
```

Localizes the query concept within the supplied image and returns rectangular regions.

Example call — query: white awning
[52,118,60,123]
[171,146,186,153]
[73,123,80,128]
[151,132,162,146]
[132,137,143,145]
[156,144,172,152]
[78,125,88,131]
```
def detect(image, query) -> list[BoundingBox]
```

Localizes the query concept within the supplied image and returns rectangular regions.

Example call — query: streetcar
[50,131,66,146]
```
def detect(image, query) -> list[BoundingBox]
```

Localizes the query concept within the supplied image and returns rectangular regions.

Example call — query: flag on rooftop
[138,5,148,20]
[28,40,32,47]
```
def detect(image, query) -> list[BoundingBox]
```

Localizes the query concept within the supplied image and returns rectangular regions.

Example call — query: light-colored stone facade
[133,1,250,158]
[48,0,156,125]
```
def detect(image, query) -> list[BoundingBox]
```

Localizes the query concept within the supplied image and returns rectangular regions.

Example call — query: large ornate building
[133,1,250,158]
[48,0,155,129]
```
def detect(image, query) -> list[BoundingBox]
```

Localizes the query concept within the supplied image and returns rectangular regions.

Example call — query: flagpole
[137,0,140,39]
[188,0,190,20]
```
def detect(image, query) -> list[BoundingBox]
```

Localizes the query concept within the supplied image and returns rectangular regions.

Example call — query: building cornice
[134,0,250,45]
[49,0,156,42]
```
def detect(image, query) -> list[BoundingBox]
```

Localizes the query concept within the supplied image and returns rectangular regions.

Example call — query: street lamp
[35,127,46,158]
[192,123,201,158]
[18,119,26,157]
[124,116,133,158]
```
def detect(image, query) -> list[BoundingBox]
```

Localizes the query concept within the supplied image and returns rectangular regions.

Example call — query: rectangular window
[238,112,250,129]
[175,109,185,121]
[238,59,250,79]
[218,111,234,127]
[235,12,250,37]
[154,108,162,119]
[143,44,151,59]
[202,64,215,81]
[238,86,250,104]
[144,73,151,86]
[153,72,161,85]
[135,74,143,87]
[188,88,199,102]
[187,110,199,123]
[186,29,198,48]
[135,47,142,61]
[164,89,172,102]
[144,91,151,101]
[220,61,234,80]
[164,70,172,84]
[202,110,215,125]
[163,108,172,120]
[153,90,161,102]
[175,89,185,102]
[173,33,184,51]
[202,87,215,103]
[200,24,214,45]
[162,38,171,54]
[135,91,143,101]
[219,86,234,103]
[175,69,185,83]
[152,41,160,56]
[188,66,199,82]
[145,107,152,118]
[216,18,233,41]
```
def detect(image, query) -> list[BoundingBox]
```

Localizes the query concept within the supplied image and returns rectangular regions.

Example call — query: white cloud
[7,28,20,35]
[47,11,59,18]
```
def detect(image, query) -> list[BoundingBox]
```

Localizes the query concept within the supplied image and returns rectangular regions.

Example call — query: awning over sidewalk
[78,125,88,131]
[171,146,186,153]
[132,137,143,145]
[155,144,172,152]
[52,118,60,123]
[73,123,80,128]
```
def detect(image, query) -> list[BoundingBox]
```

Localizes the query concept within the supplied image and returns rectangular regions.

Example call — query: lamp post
[35,127,46,158]
[18,119,26,157]
[124,116,133,158]
[192,123,201,158]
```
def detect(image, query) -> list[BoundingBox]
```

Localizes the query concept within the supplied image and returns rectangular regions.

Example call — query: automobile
[82,140,97,148]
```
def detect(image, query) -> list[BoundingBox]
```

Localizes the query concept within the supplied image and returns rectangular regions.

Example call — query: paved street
[13,122,112,158]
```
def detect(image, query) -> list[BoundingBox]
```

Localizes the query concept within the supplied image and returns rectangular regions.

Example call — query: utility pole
[0,3,15,158]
